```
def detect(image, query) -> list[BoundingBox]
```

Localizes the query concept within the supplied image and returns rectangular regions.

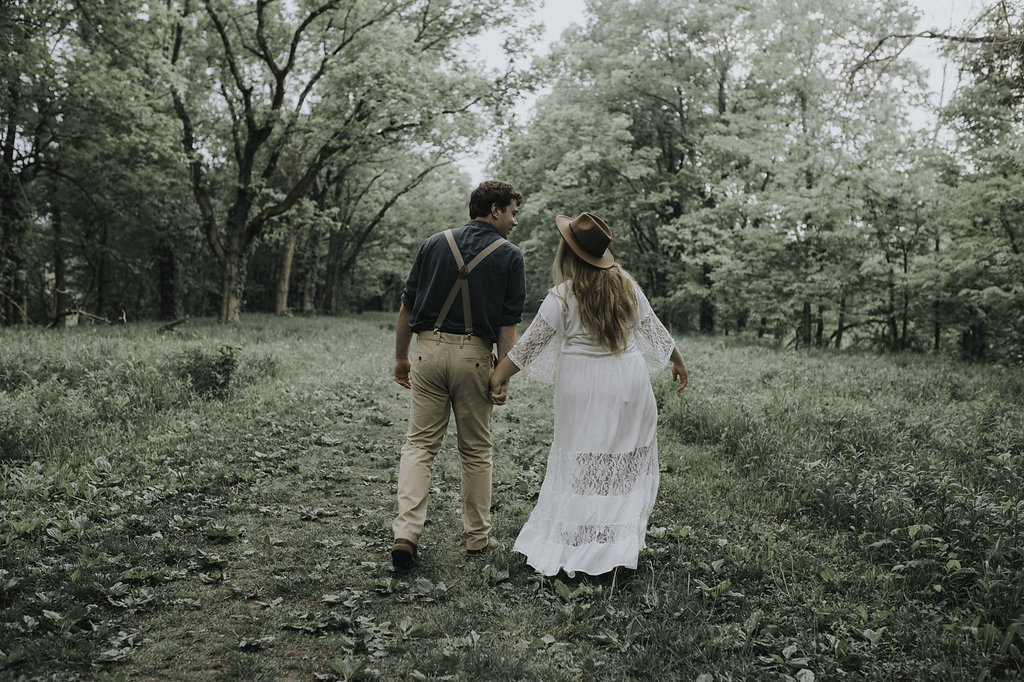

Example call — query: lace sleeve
[507,315,559,384]
[636,313,676,373]
[506,290,563,383]
[633,287,675,373]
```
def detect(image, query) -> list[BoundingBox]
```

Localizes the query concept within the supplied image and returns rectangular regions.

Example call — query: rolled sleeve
[501,250,526,327]
[401,243,425,310]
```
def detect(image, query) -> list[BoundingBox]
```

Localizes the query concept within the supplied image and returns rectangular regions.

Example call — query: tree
[496,0,926,347]
[0,1,73,325]
[145,0,527,322]
[908,0,1024,360]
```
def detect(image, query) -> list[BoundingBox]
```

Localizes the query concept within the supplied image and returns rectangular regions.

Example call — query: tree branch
[169,0,222,264]
[255,0,283,78]
[851,30,1024,82]
[337,159,451,275]
[205,2,255,130]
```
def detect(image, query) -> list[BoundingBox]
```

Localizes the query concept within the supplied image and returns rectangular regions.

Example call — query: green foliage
[938,2,1024,362]
[494,0,1023,361]
[2,0,535,324]
[661,340,1024,665]
[2,316,1023,679]
[0,324,272,461]
[174,344,240,398]
[4,0,1022,363]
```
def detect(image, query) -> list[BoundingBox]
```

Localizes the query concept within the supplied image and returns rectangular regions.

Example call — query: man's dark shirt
[402,220,526,344]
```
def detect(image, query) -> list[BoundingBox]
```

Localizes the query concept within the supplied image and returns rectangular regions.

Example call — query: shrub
[175,344,239,398]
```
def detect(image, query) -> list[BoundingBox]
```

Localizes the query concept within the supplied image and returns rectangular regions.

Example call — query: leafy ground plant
[1,315,1022,680]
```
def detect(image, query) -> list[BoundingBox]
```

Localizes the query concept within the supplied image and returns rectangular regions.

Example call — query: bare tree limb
[2,292,33,325]
[169,0,222,264]
[851,30,1024,82]
[206,3,255,128]
[158,314,191,332]
[46,307,125,328]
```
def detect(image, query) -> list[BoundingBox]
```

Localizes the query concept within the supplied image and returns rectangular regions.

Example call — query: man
[391,180,525,570]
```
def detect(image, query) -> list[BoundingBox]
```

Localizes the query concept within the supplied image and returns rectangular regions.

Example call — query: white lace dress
[506,280,676,577]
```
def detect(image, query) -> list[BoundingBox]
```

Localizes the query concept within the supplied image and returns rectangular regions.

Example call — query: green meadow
[1,315,1022,680]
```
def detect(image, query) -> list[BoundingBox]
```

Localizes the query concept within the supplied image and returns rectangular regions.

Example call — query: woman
[489,212,687,577]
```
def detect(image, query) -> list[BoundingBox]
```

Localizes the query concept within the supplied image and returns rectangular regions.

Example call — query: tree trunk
[960,317,986,360]
[294,223,318,315]
[901,294,909,350]
[5,240,27,326]
[302,266,315,314]
[275,229,298,315]
[321,228,345,314]
[886,268,899,351]
[2,116,20,325]
[933,232,941,351]
[815,305,824,347]
[218,250,245,323]
[887,316,899,351]
[901,249,910,350]
[835,297,846,349]
[52,203,69,327]
[699,262,714,333]
[1,187,28,326]
[799,302,810,347]
[156,235,180,320]
[1,190,11,325]
[96,220,109,317]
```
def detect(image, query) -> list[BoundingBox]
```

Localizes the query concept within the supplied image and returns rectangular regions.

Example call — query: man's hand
[488,375,508,405]
[395,358,412,389]
[488,355,518,406]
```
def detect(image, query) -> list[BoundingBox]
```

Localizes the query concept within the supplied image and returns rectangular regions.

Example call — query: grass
[1,314,1022,680]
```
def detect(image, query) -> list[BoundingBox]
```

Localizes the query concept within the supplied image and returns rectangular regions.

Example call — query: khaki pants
[393,331,495,551]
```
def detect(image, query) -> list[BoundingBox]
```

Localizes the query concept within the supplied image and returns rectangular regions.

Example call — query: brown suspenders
[433,229,508,335]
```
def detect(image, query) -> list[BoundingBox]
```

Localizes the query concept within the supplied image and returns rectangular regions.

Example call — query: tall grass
[0,319,284,673]
[1,317,1022,679]
[662,340,1024,660]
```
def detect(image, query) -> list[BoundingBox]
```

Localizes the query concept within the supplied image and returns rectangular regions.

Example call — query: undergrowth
[0,316,1021,680]
[662,342,1024,676]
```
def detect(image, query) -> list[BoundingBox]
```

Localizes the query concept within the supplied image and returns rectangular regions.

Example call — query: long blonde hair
[553,240,638,353]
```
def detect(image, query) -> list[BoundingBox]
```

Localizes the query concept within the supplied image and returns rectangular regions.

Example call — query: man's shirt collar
[466,219,500,235]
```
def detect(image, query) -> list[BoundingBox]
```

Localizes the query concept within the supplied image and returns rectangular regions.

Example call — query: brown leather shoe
[391,538,419,570]
[466,537,501,556]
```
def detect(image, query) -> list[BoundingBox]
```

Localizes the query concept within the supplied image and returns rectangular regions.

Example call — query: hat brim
[555,215,615,269]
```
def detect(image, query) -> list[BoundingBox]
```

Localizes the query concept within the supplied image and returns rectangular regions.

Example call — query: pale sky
[460,0,987,183]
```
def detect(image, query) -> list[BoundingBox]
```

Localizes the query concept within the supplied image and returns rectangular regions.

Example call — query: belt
[417,330,491,348]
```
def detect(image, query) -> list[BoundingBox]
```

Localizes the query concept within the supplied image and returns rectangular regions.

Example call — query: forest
[3,2,1024,678]
[2,0,1023,362]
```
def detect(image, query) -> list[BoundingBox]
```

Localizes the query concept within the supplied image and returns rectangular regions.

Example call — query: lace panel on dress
[507,314,559,383]
[635,312,675,373]
[558,520,646,547]
[571,443,657,496]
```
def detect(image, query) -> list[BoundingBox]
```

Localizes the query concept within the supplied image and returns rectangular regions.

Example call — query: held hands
[488,355,517,406]
[488,353,507,405]
[488,375,508,405]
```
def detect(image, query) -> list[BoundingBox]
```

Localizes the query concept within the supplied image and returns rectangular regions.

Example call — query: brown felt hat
[555,212,614,269]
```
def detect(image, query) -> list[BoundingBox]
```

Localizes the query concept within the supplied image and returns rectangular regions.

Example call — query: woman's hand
[670,347,687,392]
[488,356,520,405]
[672,360,688,392]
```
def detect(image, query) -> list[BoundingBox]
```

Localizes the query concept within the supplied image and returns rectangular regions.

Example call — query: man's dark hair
[468,180,523,219]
